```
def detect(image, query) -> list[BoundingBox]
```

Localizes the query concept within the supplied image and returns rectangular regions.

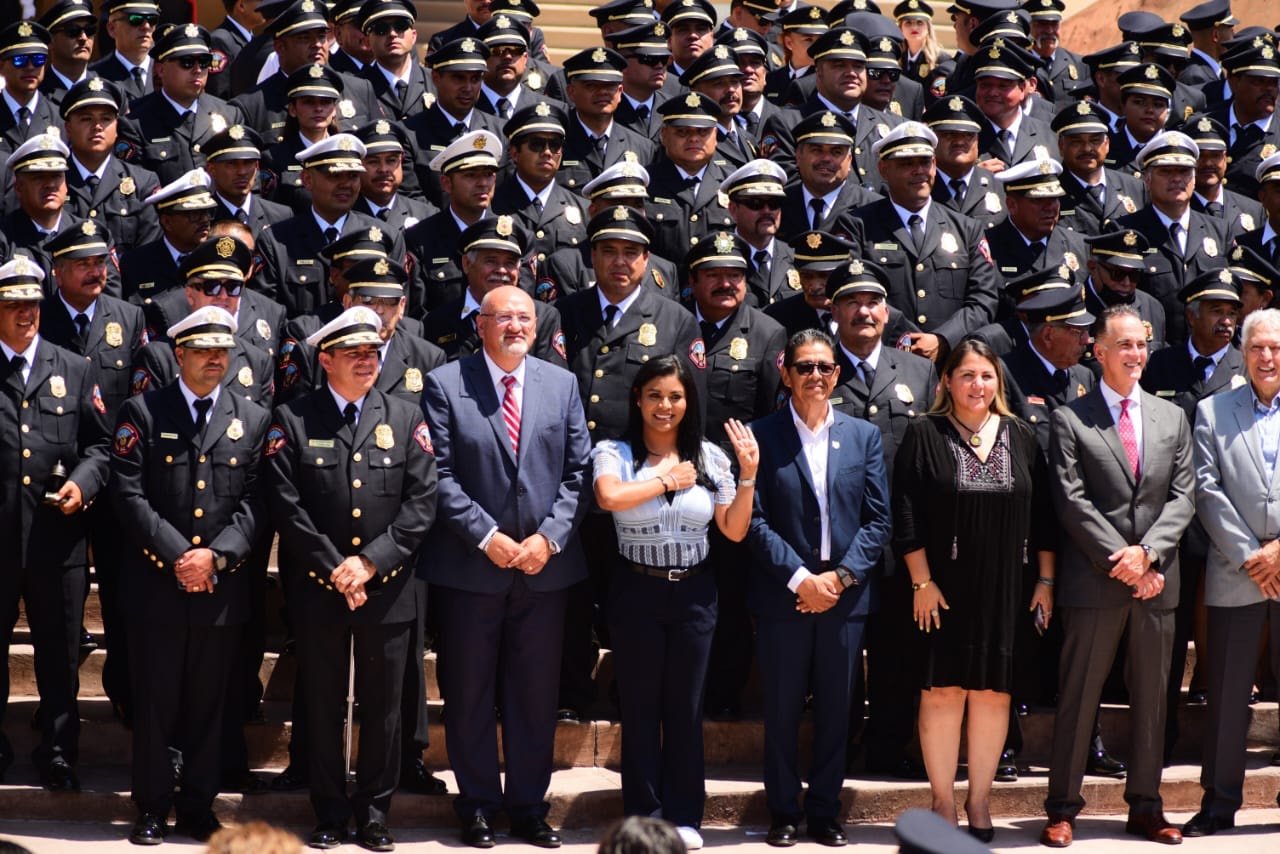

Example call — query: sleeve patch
[977,236,993,265]
[92,384,107,415]
[113,423,140,457]
[265,424,287,457]
[130,367,151,396]
[535,277,559,302]
[414,422,434,455]
[552,329,567,361]
[688,338,707,370]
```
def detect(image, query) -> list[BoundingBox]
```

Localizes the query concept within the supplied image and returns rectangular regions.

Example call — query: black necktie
[603,304,620,327]
[130,66,145,90]
[74,313,91,350]
[949,178,966,202]
[908,213,925,254]
[1031,240,1047,263]
[1169,221,1185,255]
[323,226,339,245]
[235,208,249,224]
[193,397,213,434]
[1193,355,1215,381]
[700,320,720,347]
[681,175,699,195]
[531,194,543,214]
[375,207,390,221]
[1205,200,1224,218]
[744,111,760,136]
[819,310,832,330]
[394,80,408,103]
[1051,368,1068,394]
[466,309,480,330]
[996,128,1013,159]
[453,122,467,136]
[496,97,511,119]
[753,249,770,280]
[16,106,30,128]
[635,104,650,123]
[859,360,875,390]
[810,198,825,230]
[85,175,100,193]
[9,354,26,386]
[1087,183,1104,206]
[343,401,358,426]
[1269,236,1280,262]
[594,134,608,156]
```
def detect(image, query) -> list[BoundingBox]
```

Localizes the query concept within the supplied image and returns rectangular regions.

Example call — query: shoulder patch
[265,424,287,457]
[92,384,107,415]
[688,338,707,370]
[113,423,140,457]
[414,422,434,455]
[130,367,151,396]
[552,329,567,361]
[535,277,558,302]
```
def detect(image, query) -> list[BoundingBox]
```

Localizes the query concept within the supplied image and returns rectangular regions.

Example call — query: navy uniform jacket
[556,284,702,441]
[779,181,878,244]
[745,240,799,308]
[119,238,182,307]
[88,53,152,106]
[491,178,589,266]
[473,83,567,120]
[699,303,786,449]
[423,297,567,368]
[212,192,294,241]
[966,316,1028,357]
[63,156,162,250]
[556,112,656,195]
[404,208,469,316]
[361,61,434,123]
[231,70,385,145]
[255,210,409,318]
[613,90,670,142]
[977,114,1060,167]
[747,406,891,618]
[852,197,1001,349]
[419,353,589,593]
[0,92,65,159]
[644,156,736,265]
[1057,167,1147,236]
[352,193,437,238]
[1178,53,1219,91]
[111,384,268,624]
[40,292,149,419]
[118,92,246,186]
[403,104,507,206]
[931,166,1005,231]
[260,135,314,215]
[535,245,680,304]
[758,97,903,188]
[131,337,274,407]
[38,67,81,106]
[0,214,121,297]
[206,18,251,101]
[1114,205,1230,346]
[0,338,111,570]
[1235,225,1280,267]
[1104,123,1151,177]
[1040,49,1087,104]
[1191,189,1264,243]
[147,287,287,359]
[1001,342,1096,453]
[763,65,811,106]
[764,293,835,337]
[267,387,436,625]
[274,325,447,405]
[987,221,1089,302]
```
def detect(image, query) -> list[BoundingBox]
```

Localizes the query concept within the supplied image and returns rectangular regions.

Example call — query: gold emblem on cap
[496,215,514,237]
[714,232,734,254]
[1265,46,1276,60]
[1074,102,1090,115]
[734,28,747,41]
[120,176,135,195]
[848,258,864,275]
[365,226,381,243]
[374,258,390,276]
[715,45,729,59]
[809,6,822,17]
[1232,245,1244,262]
[1144,65,1159,79]
[988,47,1001,59]
[1005,11,1017,21]
[1172,23,1184,38]
[105,322,123,348]
[880,38,893,52]
[238,366,253,387]
[592,47,607,62]
[839,31,855,46]
[535,101,551,116]
[50,376,66,398]
[1036,160,1052,175]
[949,97,963,111]
[17,22,31,37]
[462,38,477,52]
[184,23,198,37]
[654,22,665,35]
[729,337,748,360]
[685,92,701,107]
[375,424,395,449]
[806,233,822,249]
[1219,269,1233,283]
[216,237,236,258]
[820,111,837,127]
[1197,116,1213,132]
[301,0,315,10]
[82,221,97,236]
[309,64,323,78]
[375,119,390,135]
[229,124,245,140]
[495,14,511,27]
[612,206,629,221]
[1058,264,1070,279]
[227,418,244,440]
[909,0,919,6]
[638,323,657,346]
[471,134,489,149]
[88,78,104,92]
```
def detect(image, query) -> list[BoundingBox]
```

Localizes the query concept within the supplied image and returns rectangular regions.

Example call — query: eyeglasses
[1100,262,1142,282]
[124,13,160,27]
[175,55,214,70]
[867,68,901,82]
[735,197,781,211]
[634,54,670,68]
[480,312,535,327]
[57,23,98,38]
[523,136,564,153]
[490,46,526,60]
[193,279,243,296]
[368,18,414,36]
[353,295,402,308]
[10,54,48,68]
[791,361,837,376]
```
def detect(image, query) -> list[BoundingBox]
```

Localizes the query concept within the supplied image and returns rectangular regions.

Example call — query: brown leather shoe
[1125,813,1183,845]
[1039,820,1073,848]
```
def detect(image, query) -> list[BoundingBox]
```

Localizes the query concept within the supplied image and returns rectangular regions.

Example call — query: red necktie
[1118,398,1140,479]
[501,374,521,457]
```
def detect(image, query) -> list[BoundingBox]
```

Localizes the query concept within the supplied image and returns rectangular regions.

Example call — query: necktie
[1031,240,1047,263]
[130,66,145,90]
[949,177,966,202]
[1193,355,1215,381]
[681,175,699,195]
[342,401,358,426]
[193,397,213,434]
[531,195,543,214]
[744,111,760,135]
[908,213,925,254]
[996,128,1013,159]
[859,360,875,390]
[85,175,100,194]
[753,249,770,280]
[700,320,720,348]
[1051,368,1068,394]
[466,309,480,330]
[1269,236,1280,263]
[453,122,467,136]
[394,80,408,104]
[819,310,833,331]
[74,313,91,350]
[603,304,620,328]
[1205,200,1224,218]
[235,208,249,224]
[375,208,390,221]
[16,106,30,128]
[323,226,339,245]
[635,104,650,123]
[501,374,521,456]
[1118,398,1140,479]
[1086,183,1105,206]
[594,134,608,156]
[1169,221,1185,255]
[810,198,825,230]
[9,354,26,386]
[496,97,511,119]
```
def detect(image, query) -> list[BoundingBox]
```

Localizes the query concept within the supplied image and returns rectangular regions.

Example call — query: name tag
[152,137,171,143]
[561,160,580,166]
[308,439,335,448]
[296,259,315,266]
[829,396,844,405]
[653,197,674,204]
[1000,266,1019,274]
[160,432,179,439]
[431,257,450,265]
[1156,390,1176,397]
[873,242,899,251]
[1026,396,1045,406]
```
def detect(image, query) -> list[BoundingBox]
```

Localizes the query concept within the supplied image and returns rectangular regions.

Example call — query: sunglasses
[634,54,670,68]
[523,136,564,153]
[368,18,413,36]
[735,197,781,211]
[867,67,901,82]
[491,46,526,60]
[193,279,243,296]
[1100,263,1142,282]
[10,54,48,68]
[791,361,837,376]
[124,13,160,27]
[175,55,214,70]
[58,23,98,38]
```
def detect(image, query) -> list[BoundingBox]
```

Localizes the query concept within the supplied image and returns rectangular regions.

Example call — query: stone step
[0,761,1277,829]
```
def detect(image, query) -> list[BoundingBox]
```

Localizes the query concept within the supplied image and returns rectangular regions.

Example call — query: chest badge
[50,375,67,398]
[237,366,253,387]
[105,321,123,347]
[1077,383,1087,398]
[787,268,801,290]
[256,318,271,340]
[119,176,135,196]
[729,337,748,360]
[984,192,1001,213]
[895,383,913,403]
[227,418,244,440]
[404,367,423,393]
[1203,237,1218,257]
[638,323,657,346]
[375,423,395,449]
[939,232,958,253]
[564,206,582,225]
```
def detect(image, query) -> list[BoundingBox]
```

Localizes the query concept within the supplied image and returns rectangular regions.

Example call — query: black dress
[892,414,1053,693]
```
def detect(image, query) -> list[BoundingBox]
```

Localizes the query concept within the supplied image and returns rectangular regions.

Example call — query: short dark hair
[1091,304,1143,342]
[597,817,686,854]
[782,328,836,367]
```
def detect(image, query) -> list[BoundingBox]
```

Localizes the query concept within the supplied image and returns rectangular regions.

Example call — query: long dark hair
[624,355,714,489]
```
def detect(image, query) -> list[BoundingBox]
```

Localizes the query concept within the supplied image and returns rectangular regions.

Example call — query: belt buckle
[667,568,686,581]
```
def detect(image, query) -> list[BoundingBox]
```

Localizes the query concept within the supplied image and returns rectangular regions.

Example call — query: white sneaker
[676,826,703,850]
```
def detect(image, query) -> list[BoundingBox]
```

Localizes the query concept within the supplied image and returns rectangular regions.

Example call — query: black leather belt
[625,560,709,582]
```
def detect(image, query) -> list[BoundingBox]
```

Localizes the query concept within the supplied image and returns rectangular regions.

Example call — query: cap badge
[88,78,104,92]
[839,31,855,46]
[374,258,390,276]
[820,111,837,127]
[1265,46,1276,60]
[338,136,356,151]
[375,119,390,134]
[369,227,383,242]
[495,14,511,27]
[592,47,606,62]
[810,6,822,17]
[1076,102,1091,115]
[988,47,1001,59]
[909,0,918,6]
[309,64,323,78]
[17,22,31,36]
[714,232,734,253]
[714,45,729,59]
[1172,23,1184,38]
[1145,65,1159,79]
[1005,11,1017,22]
[472,135,487,149]
[496,215,514,237]
[1058,264,1070,279]
[848,259,864,275]
[613,206,629,220]
[949,96,964,111]
[654,22,665,35]
[228,124,245,140]
[535,101,551,116]
[184,23,199,37]
[1038,160,1053,174]
[82,221,97,236]
[806,233,822,249]
[1219,269,1233,284]
[461,38,477,52]
[301,0,315,11]
[734,28,747,41]
[216,237,236,258]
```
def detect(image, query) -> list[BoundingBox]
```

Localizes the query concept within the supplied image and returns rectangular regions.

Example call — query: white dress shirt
[786,401,836,592]
[328,385,366,424]
[178,378,222,423]
[1,335,39,384]
[598,284,643,327]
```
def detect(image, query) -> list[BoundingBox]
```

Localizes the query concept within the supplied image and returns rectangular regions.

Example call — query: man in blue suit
[420,285,591,850]
[748,321,892,848]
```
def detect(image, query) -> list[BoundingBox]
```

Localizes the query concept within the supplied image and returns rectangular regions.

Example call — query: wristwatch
[1140,545,1158,567]
[834,565,859,589]
[213,552,228,573]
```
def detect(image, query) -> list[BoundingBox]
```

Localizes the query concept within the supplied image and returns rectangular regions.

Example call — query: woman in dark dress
[892,339,1055,840]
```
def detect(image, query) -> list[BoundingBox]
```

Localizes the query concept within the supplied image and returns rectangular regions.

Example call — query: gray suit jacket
[1049,386,1194,610]
[1193,384,1280,608]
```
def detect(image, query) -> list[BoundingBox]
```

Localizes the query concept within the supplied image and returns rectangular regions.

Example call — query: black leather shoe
[967,825,995,843]
[221,770,269,794]
[1271,751,1280,767]
[128,813,168,846]
[765,821,798,847]
[462,816,496,849]
[174,812,221,842]
[1181,811,1234,837]
[80,628,98,653]
[399,758,448,794]
[1187,690,1208,705]
[356,821,395,852]
[512,817,562,848]
[995,749,1018,782]
[40,758,80,792]
[270,765,309,791]
[555,708,581,723]
[308,822,347,850]
[806,818,847,847]
[1086,749,1127,778]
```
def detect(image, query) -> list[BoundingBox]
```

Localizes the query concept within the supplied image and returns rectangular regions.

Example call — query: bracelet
[1036,576,1055,587]
[911,578,932,592]
[659,475,670,494]
[738,478,756,488]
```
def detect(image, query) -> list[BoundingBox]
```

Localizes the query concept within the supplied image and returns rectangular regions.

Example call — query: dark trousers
[128,620,235,818]
[438,577,566,823]
[862,570,918,767]
[608,566,717,827]
[220,531,271,777]
[1199,600,1280,816]
[90,504,130,712]
[1165,553,1205,757]
[400,578,430,764]
[1045,604,1174,820]
[703,532,753,717]
[0,563,85,766]
[757,613,866,822]
[296,619,411,828]
[559,513,615,714]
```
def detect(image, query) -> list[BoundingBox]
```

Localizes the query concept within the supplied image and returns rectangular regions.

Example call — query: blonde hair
[205,822,303,854]
[900,17,943,70]
[929,338,1015,417]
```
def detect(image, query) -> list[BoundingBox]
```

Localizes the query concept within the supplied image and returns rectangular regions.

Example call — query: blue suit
[419,353,590,822]
[748,406,891,823]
